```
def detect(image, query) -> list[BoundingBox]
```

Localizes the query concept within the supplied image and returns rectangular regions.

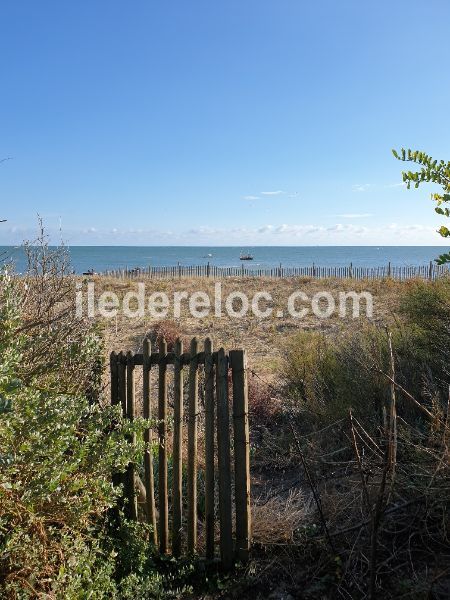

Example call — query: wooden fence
[102,261,448,281]
[110,338,251,569]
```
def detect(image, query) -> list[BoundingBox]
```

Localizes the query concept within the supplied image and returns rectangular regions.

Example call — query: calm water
[1,246,446,274]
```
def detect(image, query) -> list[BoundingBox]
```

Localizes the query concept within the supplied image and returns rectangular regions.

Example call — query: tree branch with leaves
[392,148,450,263]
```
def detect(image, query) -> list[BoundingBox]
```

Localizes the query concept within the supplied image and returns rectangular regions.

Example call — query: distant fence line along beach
[101,261,449,281]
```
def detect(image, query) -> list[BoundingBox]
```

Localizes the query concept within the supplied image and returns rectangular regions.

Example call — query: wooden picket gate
[110,337,251,569]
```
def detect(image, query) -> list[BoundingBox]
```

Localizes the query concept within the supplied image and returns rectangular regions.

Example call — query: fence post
[110,352,118,406]
[204,338,215,559]
[428,260,433,281]
[143,339,158,546]
[118,352,126,417]
[387,262,391,278]
[172,338,184,557]
[216,348,233,570]
[115,351,127,511]
[126,352,138,521]
[110,352,123,508]
[230,350,251,562]
[158,338,169,554]
[187,338,199,554]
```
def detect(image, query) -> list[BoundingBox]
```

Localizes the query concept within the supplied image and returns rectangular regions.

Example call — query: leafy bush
[284,280,450,428]
[0,246,162,597]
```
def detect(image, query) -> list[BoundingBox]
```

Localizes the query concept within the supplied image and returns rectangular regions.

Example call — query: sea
[0,246,448,275]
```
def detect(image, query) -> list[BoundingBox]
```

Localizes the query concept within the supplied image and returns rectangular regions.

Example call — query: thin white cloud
[245,190,299,200]
[385,182,406,188]
[336,213,373,218]
[274,224,325,235]
[2,220,447,246]
[387,223,436,234]
[327,223,367,234]
[352,183,372,192]
[188,226,221,235]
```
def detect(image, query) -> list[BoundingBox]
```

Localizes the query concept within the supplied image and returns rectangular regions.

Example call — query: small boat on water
[82,268,97,276]
[240,253,254,261]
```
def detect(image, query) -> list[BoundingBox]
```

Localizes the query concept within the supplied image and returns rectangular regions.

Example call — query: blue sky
[1,0,450,246]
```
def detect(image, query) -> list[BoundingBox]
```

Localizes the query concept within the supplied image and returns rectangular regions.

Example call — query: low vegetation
[241,279,450,599]
[0,240,165,598]
[1,238,449,598]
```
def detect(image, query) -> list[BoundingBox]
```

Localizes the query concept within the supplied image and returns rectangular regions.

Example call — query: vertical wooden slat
[230,350,251,562]
[110,352,118,406]
[204,338,215,559]
[158,338,169,553]
[143,338,158,546]
[118,352,126,417]
[172,338,184,557]
[116,351,127,503]
[216,348,233,569]
[126,352,138,521]
[187,337,199,553]
[110,352,122,504]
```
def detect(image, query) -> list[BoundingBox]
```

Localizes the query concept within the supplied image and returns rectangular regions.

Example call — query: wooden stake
[187,337,198,553]
[158,338,169,553]
[126,352,138,521]
[116,352,126,498]
[110,351,118,406]
[118,352,126,417]
[204,338,215,559]
[230,349,251,562]
[172,338,184,557]
[110,352,122,514]
[216,348,233,570]
[143,338,158,546]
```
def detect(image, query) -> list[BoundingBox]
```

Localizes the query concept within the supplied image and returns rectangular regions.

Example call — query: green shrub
[284,280,450,428]
[0,249,169,598]
[0,239,208,598]
[0,268,126,597]
[271,280,450,598]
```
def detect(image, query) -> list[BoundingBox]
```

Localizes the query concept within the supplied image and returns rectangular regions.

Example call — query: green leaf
[436,251,450,265]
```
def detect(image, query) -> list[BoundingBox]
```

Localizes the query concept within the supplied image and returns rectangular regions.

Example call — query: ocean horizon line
[2,244,450,249]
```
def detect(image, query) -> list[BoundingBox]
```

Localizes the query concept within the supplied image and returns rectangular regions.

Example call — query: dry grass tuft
[146,318,185,352]
[251,489,310,545]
